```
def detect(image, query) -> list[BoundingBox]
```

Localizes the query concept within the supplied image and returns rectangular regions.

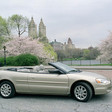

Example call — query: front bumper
[95,81,112,95]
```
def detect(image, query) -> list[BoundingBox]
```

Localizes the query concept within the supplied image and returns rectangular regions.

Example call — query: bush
[14,53,39,66]
[0,53,39,66]
[6,56,15,66]
[0,56,16,66]
[0,57,4,66]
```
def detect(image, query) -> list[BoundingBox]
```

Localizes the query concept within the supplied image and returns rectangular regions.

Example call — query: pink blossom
[98,32,112,62]
[4,37,52,60]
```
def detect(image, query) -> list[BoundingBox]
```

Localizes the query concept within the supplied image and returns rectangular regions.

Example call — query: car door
[12,72,29,93]
[28,73,69,95]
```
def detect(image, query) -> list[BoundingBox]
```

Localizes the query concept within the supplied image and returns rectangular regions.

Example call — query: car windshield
[50,62,78,73]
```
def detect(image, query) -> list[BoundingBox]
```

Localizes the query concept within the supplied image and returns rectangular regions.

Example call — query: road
[0,92,112,112]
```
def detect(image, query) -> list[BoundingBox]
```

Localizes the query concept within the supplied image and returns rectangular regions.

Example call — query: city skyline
[0,0,112,48]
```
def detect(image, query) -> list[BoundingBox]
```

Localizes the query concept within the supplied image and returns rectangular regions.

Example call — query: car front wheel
[0,81,15,98]
[72,82,93,102]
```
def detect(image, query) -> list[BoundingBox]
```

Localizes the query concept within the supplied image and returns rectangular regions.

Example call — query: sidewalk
[0,66,112,70]
[73,66,112,70]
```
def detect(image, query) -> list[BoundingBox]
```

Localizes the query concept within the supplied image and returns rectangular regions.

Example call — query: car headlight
[96,78,110,85]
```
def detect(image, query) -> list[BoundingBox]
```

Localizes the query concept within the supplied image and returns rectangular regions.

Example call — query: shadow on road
[0,93,110,103]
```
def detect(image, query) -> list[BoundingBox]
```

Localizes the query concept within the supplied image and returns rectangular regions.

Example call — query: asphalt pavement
[0,92,112,112]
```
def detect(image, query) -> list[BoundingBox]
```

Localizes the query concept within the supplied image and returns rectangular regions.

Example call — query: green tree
[88,47,100,59]
[0,16,11,37]
[83,49,91,59]
[56,50,66,61]
[83,47,100,60]
[9,14,29,37]
[68,48,83,59]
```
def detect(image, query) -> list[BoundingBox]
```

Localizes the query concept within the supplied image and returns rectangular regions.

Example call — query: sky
[0,0,112,48]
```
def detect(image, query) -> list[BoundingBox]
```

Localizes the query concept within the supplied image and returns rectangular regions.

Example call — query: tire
[0,81,15,98]
[72,82,93,102]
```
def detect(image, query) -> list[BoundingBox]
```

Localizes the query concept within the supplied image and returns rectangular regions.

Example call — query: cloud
[0,0,112,48]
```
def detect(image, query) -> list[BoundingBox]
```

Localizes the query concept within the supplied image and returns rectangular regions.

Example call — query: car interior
[6,65,63,74]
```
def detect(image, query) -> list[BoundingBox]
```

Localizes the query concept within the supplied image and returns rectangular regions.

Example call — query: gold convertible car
[0,62,111,102]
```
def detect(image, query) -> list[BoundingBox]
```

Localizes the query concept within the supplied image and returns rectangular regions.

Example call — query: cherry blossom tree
[4,37,55,61]
[98,32,112,64]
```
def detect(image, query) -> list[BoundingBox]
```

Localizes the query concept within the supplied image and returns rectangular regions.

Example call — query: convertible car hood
[70,71,107,79]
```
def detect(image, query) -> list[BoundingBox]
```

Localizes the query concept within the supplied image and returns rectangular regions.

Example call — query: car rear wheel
[72,82,93,102]
[0,81,15,98]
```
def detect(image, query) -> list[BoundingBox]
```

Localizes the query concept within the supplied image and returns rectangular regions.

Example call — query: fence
[60,59,109,65]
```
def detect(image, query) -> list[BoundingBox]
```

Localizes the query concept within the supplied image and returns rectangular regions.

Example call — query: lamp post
[3,46,6,66]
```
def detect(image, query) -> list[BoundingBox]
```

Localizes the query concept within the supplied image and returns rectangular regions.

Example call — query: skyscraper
[28,17,38,39]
